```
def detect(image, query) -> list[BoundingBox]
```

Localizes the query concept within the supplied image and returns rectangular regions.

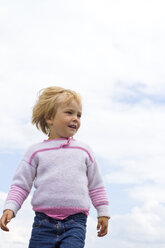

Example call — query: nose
[72,114,79,122]
[72,115,78,122]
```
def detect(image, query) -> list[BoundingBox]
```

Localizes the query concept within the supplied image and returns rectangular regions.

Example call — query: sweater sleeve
[87,155,110,218]
[3,156,36,217]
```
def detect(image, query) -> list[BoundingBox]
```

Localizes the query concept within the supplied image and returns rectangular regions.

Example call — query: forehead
[60,99,82,112]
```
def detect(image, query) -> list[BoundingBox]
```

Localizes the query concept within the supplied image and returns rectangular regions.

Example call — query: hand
[97,216,109,237]
[0,210,14,232]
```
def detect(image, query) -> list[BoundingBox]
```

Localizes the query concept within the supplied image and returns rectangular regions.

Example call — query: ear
[45,118,53,125]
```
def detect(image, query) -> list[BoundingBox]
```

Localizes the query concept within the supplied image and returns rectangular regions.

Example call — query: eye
[77,113,82,118]
[66,111,72,114]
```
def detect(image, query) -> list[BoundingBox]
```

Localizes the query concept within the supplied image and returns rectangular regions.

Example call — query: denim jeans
[28,212,87,248]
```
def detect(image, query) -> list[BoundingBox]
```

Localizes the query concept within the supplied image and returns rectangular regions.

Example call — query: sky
[0,0,165,247]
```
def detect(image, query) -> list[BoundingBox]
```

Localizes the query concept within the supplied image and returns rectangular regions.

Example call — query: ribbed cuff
[96,205,110,219]
[3,202,20,217]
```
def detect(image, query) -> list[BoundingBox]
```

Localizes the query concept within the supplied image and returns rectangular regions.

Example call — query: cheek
[62,117,70,124]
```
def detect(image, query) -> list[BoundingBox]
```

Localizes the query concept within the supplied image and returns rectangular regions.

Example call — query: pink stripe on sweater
[91,192,107,196]
[94,201,109,207]
[89,187,105,192]
[66,146,94,162]
[29,146,94,165]
[8,191,27,201]
[7,196,22,207]
[92,198,108,203]
[89,190,106,195]
[89,189,107,197]
[11,185,29,195]
[91,195,107,201]
[89,187,109,208]
[6,185,29,207]
[29,147,61,165]
[6,195,25,206]
[91,196,108,202]
[10,188,28,198]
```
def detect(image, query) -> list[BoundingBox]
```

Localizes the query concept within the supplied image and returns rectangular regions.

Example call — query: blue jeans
[28,212,87,248]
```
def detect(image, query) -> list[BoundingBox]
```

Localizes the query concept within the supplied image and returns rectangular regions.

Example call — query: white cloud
[0,0,165,90]
[82,99,165,161]
[111,202,165,247]
[105,154,165,185]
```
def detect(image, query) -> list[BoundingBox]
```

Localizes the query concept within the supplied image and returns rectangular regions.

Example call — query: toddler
[0,86,110,248]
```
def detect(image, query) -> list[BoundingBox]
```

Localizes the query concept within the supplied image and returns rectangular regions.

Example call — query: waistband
[35,211,87,222]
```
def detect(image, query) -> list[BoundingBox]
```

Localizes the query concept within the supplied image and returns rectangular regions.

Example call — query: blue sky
[0,0,165,247]
[113,82,165,105]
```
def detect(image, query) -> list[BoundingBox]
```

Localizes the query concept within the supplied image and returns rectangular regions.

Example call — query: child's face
[47,99,82,140]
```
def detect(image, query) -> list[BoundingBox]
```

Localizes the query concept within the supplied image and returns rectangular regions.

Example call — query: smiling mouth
[68,125,77,129]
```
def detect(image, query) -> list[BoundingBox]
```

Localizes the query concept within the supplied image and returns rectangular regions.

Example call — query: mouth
[68,124,77,130]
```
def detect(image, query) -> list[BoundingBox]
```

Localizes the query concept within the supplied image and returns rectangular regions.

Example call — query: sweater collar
[43,137,74,145]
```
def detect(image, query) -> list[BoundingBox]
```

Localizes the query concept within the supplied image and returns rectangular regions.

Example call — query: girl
[0,86,110,248]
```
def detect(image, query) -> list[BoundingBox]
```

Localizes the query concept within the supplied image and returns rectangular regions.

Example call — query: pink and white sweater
[4,138,110,219]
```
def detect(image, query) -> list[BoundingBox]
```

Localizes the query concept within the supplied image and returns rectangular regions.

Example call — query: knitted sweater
[4,138,110,219]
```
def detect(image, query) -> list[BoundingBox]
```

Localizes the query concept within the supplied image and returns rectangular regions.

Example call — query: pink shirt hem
[33,206,89,220]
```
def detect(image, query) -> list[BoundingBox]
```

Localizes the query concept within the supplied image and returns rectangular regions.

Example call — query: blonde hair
[32,86,82,135]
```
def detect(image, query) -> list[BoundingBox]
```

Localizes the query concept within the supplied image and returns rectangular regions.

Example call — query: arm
[87,157,110,236]
[3,158,36,220]
[87,158,110,217]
